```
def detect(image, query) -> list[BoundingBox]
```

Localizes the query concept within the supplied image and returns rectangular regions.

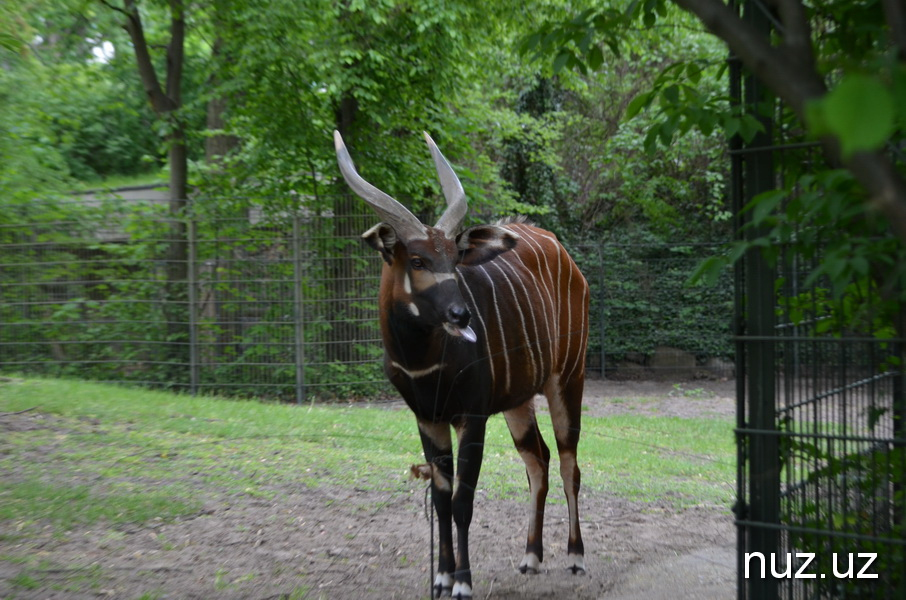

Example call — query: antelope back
[457,219,589,405]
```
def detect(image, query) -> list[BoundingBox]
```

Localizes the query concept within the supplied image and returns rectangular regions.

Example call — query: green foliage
[692,169,905,338]
[779,416,906,597]
[568,234,734,364]
[0,58,73,202]
[520,1,763,152]
[807,73,899,159]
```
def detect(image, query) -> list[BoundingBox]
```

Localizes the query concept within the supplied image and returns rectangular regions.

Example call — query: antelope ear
[362,223,398,265]
[456,225,519,266]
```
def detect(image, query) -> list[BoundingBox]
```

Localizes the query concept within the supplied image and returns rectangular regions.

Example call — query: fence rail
[1,194,734,401]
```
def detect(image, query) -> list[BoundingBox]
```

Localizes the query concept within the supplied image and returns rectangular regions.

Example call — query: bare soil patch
[1,379,736,599]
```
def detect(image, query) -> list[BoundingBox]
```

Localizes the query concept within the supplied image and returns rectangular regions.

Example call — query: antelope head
[333,130,518,342]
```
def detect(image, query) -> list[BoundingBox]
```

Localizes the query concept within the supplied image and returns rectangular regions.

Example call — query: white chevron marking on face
[433,272,456,283]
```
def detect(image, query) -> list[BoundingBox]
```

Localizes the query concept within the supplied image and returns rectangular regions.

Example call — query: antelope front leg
[450,416,487,599]
[418,420,455,597]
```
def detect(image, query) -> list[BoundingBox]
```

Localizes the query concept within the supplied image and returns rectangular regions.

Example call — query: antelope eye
[410,257,426,270]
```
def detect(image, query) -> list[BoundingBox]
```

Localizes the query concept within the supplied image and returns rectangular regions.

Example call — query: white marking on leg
[419,420,452,448]
[451,581,472,598]
[567,552,586,574]
[434,572,453,595]
[519,551,542,574]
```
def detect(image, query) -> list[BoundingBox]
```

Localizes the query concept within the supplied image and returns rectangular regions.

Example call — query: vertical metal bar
[729,39,749,600]
[187,218,199,396]
[729,2,779,598]
[741,0,778,594]
[292,214,306,405]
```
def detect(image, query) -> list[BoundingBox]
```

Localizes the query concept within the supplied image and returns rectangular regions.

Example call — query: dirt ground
[0,379,738,600]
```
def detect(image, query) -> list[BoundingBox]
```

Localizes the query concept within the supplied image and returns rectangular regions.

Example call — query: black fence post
[736,1,778,598]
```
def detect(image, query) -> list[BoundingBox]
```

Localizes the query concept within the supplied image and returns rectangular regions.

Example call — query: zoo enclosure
[1,192,734,401]
[731,4,906,598]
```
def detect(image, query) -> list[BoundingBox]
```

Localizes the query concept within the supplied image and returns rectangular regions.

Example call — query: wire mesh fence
[1,191,734,402]
[731,40,906,598]
[738,262,906,599]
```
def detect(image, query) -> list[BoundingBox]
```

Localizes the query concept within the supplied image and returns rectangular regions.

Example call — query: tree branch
[118,0,173,114]
[166,0,185,104]
[97,0,129,18]
[672,0,825,117]
[882,0,906,60]
[774,0,816,73]
[672,0,906,246]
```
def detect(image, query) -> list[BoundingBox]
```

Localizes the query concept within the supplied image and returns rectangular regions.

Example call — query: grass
[0,376,735,536]
[0,376,735,598]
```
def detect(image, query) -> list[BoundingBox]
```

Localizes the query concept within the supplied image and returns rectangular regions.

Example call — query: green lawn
[0,377,734,533]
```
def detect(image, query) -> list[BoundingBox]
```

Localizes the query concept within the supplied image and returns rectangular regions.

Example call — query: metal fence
[731,8,906,597]
[1,192,734,402]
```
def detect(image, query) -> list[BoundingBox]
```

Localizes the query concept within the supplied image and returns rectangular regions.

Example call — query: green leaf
[685,61,702,84]
[587,45,604,71]
[552,50,572,74]
[625,91,653,119]
[519,32,542,54]
[737,115,764,143]
[819,74,895,158]
[661,84,680,105]
[687,255,728,287]
[749,189,786,226]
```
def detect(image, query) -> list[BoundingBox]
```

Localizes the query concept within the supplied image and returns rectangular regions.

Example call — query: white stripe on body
[509,225,562,373]
[506,251,555,370]
[457,267,495,386]
[478,264,510,394]
[496,256,546,388]
[488,260,538,388]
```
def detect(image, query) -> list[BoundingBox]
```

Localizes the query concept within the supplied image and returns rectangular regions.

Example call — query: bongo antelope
[334,130,589,598]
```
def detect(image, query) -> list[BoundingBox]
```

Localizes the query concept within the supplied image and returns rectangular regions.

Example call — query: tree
[672,0,906,245]
[523,0,905,322]
[100,0,192,367]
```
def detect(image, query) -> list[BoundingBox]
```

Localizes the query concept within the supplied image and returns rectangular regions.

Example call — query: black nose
[447,305,471,328]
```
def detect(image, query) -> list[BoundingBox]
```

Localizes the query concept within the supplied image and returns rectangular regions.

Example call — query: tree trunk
[114,0,192,382]
[164,126,189,377]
